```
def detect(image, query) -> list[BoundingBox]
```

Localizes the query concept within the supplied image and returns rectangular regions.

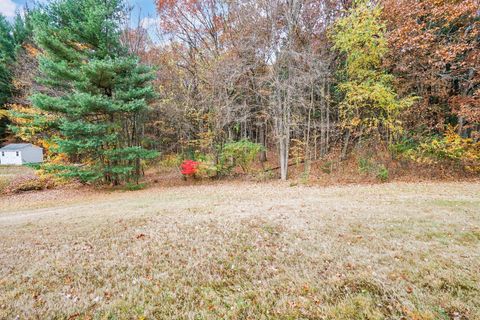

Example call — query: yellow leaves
[338,80,412,136]
[24,43,40,57]
[159,154,182,168]
[332,0,414,141]
[70,41,92,51]
[6,104,59,157]
[8,103,57,125]
[184,130,216,151]
[331,0,387,70]
[350,117,361,127]
[289,139,305,165]
[406,125,480,172]
[195,160,218,179]
[8,103,42,115]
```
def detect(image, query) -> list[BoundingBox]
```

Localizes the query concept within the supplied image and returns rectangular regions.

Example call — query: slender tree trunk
[320,80,326,157]
[279,132,290,180]
[458,116,464,137]
[259,123,267,162]
[341,129,350,160]
[326,80,330,153]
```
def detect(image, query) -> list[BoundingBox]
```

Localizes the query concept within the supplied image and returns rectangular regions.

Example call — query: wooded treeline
[0,0,478,183]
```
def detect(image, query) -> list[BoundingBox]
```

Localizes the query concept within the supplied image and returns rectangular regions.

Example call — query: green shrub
[123,182,146,191]
[158,154,181,169]
[195,160,218,179]
[176,140,264,179]
[404,127,480,172]
[389,136,418,156]
[220,139,264,174]
[376,165,389,182]
[391,127,480,172]
[358,157,389,182]
[178,153,219,180]
[321,161,333,174]
[358,158,375,174]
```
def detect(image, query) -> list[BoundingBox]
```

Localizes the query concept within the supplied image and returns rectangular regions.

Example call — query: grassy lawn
[0,165,35,178]
[1,182,479,319]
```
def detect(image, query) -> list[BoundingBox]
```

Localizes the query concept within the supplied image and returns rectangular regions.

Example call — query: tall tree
[0,14,16,141]
[267,0,342,179]
[383,0,479,139]
[31,0,157,184]
[332,0,414,155]
[6,11,54,149]
[153,0,345,179]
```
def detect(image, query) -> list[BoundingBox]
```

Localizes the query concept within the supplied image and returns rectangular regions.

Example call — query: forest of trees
[0,0,478,184]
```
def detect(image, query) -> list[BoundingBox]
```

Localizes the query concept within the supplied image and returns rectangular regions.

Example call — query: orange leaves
[382,0,480,134]
[450,96,480,123]
[23,43,40,57]
[157,0,200,11]
[156,0,226,37]
[156,0,177,10]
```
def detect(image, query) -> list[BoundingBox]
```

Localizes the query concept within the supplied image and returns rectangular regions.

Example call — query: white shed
[0,143,43,165]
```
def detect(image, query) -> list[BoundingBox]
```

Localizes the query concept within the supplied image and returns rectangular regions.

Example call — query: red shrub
[180,160,199,176]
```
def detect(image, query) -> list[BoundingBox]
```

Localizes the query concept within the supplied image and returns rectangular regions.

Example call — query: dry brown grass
[0,166,35,192]
[0,165,50,194]
[1,181,479,319]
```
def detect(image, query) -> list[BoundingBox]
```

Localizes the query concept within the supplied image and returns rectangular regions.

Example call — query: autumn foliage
[180,160,199,176]
[0,0,478,183]
[383,0,479,135]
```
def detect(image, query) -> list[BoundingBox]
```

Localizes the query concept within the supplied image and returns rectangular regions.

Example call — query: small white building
[0,143,43,165]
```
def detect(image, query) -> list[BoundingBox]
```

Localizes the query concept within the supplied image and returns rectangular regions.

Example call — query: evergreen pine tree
[31,0,157,184]
[7,11,59,148]
[0,14,16,140]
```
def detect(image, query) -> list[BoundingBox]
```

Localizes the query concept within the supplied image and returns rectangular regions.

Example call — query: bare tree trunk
[279,134,288,180]
[305,102,312,167]
[458,116,464,137]
[326,80,330,153]
[341,129,350,160]
[275,89,291,180]
[259,123,267,162]
[320,80,326,157]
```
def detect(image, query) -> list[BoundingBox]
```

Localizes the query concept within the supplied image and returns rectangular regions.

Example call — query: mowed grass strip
[0,182,479,319]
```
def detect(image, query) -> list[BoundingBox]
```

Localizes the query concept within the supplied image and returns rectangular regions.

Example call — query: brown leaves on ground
[0,181,479,319]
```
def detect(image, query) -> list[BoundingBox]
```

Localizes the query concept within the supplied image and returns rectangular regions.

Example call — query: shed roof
[0,143,39,151]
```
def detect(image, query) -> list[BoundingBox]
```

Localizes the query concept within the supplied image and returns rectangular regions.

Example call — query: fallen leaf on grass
[67,313,80,320]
